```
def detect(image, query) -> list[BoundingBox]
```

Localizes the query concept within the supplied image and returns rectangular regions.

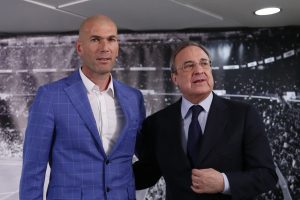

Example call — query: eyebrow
[200,58,210,61]
[183,58,209,63]
[183,60,194,64]
[89,35,118,40]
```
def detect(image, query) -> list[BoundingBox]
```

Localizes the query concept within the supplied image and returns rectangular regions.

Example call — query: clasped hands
[191,168,224,194]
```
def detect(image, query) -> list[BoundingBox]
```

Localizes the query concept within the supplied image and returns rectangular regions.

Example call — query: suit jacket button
[105,159,110,165]
[106,187,110,192]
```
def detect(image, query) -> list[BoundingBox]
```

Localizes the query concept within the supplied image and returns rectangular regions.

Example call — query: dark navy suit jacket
[134,93,277,200]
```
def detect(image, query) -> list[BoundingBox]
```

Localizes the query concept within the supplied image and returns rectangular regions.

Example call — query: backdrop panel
[0,27,299,200]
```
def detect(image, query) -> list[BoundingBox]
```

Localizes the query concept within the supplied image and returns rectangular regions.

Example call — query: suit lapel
[64,71,104,152]
[108,80,130,156]
[165,99,192,168]
[197,94,229,165]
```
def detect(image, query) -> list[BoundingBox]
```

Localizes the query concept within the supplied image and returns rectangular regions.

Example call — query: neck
[81,67,111,91]
[184,93,210,104]
[94,75,111,91]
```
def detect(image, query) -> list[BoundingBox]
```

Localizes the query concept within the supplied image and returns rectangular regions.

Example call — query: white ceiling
[0,0,300,33]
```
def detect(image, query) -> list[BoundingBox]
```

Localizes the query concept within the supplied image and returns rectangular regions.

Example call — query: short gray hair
[170,41,211,73]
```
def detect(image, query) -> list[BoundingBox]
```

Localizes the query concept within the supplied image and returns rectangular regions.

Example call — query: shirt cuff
[222,173,231,194]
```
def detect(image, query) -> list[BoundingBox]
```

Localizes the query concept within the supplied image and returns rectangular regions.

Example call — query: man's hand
[191,168,224,194]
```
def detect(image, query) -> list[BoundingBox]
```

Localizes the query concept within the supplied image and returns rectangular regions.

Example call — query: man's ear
[171,73,178,86]
[76,40,83,55]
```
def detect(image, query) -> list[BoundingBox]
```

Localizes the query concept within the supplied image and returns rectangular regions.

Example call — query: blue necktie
[187,105,203,167]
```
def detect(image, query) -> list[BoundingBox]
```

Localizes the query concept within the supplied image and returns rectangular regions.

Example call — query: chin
[95,65,113,72]
[195,88,211,95]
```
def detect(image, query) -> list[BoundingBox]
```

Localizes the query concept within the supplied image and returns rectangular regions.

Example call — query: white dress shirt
[79,68,124,155]
[180,92,230,194]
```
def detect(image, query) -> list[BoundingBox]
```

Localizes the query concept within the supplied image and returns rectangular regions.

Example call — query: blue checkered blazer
[19,70,145,200]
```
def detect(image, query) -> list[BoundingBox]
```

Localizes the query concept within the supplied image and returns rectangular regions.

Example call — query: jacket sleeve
[19,86,55,200]
[226,105,278,200]
[133,116,162,190]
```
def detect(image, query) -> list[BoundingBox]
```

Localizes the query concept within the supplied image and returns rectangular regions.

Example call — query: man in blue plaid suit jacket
[19,15,145,200]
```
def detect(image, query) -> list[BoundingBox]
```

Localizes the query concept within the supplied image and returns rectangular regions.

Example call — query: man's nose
[98,39,109,51]
[193,63,205,72]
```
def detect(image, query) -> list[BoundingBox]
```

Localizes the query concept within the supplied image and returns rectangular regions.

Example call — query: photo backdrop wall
[0,27,299,200]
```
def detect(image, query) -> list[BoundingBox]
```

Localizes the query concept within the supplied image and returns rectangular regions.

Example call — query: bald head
[78,15,118,40]
[76,14,119,86]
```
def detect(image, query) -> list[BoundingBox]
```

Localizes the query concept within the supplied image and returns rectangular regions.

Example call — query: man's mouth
[96,58,111,62]
[192,76,206,83]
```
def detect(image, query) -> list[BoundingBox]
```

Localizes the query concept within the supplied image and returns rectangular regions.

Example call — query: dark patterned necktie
[187,105,203,167]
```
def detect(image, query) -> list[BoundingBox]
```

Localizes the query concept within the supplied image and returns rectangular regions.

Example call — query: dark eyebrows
[180,58,211,68]
[183,58,208,64]
[200,58,210,62]
[89,35,118,40]
[183,60,194,65]
[200,58,212,65]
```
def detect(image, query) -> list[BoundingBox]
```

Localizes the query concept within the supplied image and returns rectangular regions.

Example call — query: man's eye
[91,38,99,42]
[108,37,117,42]
[184,63,195,69]
[202,61,209,66]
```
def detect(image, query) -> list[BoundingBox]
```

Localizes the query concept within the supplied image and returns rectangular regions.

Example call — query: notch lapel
[64,71,104,152]
[196,94,229,165]
[164,100,192,168]
[107,81,130,156]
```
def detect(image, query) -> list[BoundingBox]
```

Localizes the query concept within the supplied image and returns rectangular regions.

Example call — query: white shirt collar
[79,68,115,97]
[181,92,213,119]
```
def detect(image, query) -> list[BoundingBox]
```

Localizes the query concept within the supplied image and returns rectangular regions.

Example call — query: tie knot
[190,105,203,120]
